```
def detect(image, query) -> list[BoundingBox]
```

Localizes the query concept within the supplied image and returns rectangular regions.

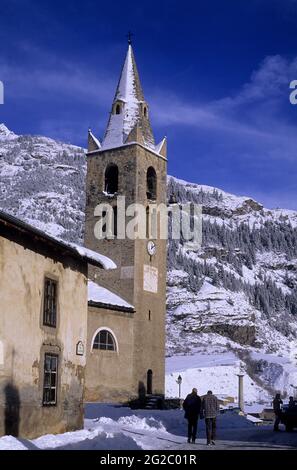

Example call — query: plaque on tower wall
[143,265,158,293]
[120,266,134,279]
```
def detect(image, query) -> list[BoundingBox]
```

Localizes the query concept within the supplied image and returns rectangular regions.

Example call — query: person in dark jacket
[183,388,202,443]
[202,390,220,445]
[273,393,283,431]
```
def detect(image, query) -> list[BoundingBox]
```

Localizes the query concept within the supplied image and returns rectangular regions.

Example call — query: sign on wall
[76,341,84,356]
[143,265,158,293]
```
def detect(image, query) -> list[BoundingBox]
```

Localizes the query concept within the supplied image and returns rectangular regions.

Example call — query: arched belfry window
[116,104,121,115]
[92,329,117,351]
[146,167,157,200]
[143,106,147,117]
[104,164,118,194]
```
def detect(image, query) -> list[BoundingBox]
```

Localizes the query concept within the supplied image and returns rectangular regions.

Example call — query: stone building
[0,210,115,438]
[84,43,167,402]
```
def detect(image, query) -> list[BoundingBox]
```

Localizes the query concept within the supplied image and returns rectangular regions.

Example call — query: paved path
[170,438,297,450]
[122,426,297,450]
[164,427,297,450]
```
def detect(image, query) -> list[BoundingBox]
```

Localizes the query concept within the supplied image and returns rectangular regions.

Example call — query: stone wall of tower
[132,145,167,397]
[84,142,167,398]
[85,145,139,304]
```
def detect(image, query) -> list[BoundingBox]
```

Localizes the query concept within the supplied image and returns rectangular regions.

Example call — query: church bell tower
[85,41,167,398]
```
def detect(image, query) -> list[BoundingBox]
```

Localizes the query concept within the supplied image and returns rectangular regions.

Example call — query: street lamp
[176,375,182,400]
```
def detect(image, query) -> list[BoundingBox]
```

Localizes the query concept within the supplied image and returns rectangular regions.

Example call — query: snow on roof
[155,138,166,155]
[65,242,117,270]
[0,210,116,270]
[116,45,141,104]
[89,129,101,149]
[101,113,125,150]
[88,280,134,311]
[102,45,140,150]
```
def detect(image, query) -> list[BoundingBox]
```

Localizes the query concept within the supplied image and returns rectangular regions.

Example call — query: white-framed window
[92,328,118,352]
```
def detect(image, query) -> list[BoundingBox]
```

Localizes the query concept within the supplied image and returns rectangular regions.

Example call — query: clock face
[147,240,156,256]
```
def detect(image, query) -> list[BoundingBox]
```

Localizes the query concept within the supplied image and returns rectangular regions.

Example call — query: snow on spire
[101,45,155,150]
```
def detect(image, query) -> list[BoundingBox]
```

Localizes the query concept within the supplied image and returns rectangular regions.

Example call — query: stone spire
[101,44,156,151]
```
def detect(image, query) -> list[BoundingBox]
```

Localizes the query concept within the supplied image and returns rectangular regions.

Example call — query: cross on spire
[127,31,133,45]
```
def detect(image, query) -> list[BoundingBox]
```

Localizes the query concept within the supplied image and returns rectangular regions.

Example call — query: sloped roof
[0,210,116,270]
[88,280,134,312]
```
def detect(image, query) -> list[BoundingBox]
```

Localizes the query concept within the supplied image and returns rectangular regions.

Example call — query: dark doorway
[4,383,20,437]
[147,369,153,395]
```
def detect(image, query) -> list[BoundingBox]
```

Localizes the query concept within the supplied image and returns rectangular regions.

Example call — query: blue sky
[1,0,297,209]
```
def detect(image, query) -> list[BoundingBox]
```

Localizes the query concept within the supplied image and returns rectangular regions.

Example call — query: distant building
[0,210,115,438]
[84,43,167,401]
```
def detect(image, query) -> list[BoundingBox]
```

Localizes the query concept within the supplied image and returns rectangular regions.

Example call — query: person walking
[202,390,220,446]
[273,393,283,431]
[183,388,202,444]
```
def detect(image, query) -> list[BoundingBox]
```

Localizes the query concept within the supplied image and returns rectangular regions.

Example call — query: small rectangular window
[43,353,58,406]
[43,278,57,327]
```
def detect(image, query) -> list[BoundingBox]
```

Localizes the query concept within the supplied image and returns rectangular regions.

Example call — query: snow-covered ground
[0,404,196,450]
[165,349,297,403]
[165,352,269,402]
[1,403,296,450]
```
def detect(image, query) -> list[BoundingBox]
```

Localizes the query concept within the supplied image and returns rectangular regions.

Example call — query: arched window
[104,164,118,194]
[146,167,157,200]
[143,106,147,117]
[92,329,116,351]
[115,104,121,114]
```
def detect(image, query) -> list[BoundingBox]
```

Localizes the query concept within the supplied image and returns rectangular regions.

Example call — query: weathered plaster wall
[85,306,134,402]
[0,236,88,438]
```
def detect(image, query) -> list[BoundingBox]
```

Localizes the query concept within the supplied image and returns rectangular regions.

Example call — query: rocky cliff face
[1,125,297,395]
[166,175,297,355]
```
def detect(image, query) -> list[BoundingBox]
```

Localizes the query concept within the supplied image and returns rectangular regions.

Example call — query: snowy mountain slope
[166,177,297,397]
[1,124,297,398]
[0,124,86,241]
